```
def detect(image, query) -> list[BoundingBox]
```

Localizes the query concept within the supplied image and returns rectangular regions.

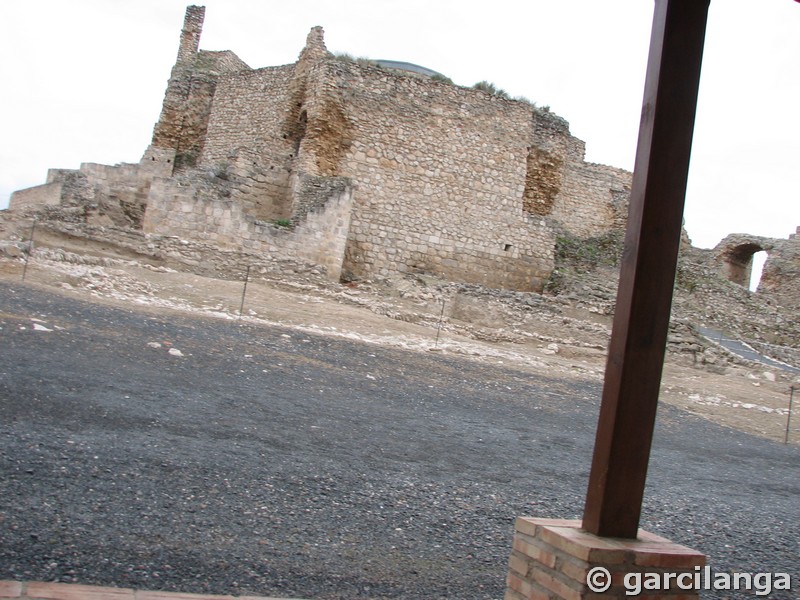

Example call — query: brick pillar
[506,518,705,600]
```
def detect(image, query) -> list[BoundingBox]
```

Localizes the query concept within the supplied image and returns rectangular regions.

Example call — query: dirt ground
[1,249,797,446]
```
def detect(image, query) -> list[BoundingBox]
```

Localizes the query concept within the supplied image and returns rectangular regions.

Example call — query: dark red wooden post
[582,0,710,539]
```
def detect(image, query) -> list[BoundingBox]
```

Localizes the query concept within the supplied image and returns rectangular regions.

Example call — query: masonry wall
[75,163,154,227]
[9,183,63,211]
[149,6,250,172]
[142,173,354,280]
[201,65,296,169]
[552,161,632,238]
[319,60,556,291]
[753,227,800,305]
[10,159,171,229]
[199,65,297,221]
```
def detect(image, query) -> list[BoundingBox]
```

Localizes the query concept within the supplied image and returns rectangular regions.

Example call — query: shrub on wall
[472,80,510,99]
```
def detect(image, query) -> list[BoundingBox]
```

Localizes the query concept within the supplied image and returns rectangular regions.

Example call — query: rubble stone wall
[200,65,296,170]
[142,172,354,280]
[149,4,249,172]
[8,183,63,211]
[322,60,556,290]
[10,160,171,230]
[138,15,634,291]
[759,227,800,305]
[552,162,632,237]
[711,231,800,307]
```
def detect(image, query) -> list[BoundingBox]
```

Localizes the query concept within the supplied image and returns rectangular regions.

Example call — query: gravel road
[1,282,797,599]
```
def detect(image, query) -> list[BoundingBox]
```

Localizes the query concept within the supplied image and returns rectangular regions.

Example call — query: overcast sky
[0,1,797,249]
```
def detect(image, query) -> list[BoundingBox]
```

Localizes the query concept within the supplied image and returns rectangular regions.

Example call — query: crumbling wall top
[299,26,329,64]
[177,5,206,63]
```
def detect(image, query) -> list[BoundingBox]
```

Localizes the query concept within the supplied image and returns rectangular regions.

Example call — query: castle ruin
[6,5,798,304]
[8,6,634,292]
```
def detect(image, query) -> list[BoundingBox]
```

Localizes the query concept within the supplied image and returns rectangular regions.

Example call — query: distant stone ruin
[4,5,798,307]
[712,232,799,298]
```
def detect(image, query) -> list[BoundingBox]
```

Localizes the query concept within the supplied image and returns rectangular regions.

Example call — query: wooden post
[582,0,710,538]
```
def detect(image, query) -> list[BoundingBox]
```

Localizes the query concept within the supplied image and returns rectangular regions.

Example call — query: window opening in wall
[749,250,768,292]
[504,243,513,252]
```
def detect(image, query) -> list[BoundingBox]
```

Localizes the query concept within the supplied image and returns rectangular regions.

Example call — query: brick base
[505,518,705,600]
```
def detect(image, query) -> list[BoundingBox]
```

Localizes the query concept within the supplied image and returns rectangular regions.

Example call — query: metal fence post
[434,299,446,348]
[21,218,37,282]
[238,265,251,320]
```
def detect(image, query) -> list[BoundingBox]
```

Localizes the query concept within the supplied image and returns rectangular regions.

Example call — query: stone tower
[145,5,248,173]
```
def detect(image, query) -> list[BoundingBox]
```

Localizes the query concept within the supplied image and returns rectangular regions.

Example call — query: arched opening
[749,250,768,292]
[721,242,763,288]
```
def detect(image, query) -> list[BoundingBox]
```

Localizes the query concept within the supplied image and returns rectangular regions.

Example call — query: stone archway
[713,234,776,288]
[720,242,764,286]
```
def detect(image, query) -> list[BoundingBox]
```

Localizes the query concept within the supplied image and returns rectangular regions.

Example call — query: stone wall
[757,227,800,305]
[200,65,296,171]
[149,6,250,172]
[552,161,631,237]
[711,230,800,307]
[520,111,631,238]
[10,159,171,230]
[142,170,354,280]
[198,65,298,224]
[317,59,556,291]
[8,183,63,212]
[150,21,634,291]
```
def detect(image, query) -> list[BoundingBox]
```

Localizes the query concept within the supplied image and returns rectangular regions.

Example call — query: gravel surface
[1,281,798,599]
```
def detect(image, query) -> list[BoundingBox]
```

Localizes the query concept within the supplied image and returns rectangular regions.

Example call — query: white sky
[0,1,797,249]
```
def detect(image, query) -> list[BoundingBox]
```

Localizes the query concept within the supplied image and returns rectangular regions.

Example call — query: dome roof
[374,59,446,79]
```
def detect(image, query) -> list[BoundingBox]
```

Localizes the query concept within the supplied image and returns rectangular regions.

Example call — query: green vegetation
[472,80,510,99]
[544,232,624,295]
[271,218,293,228]
[333,52,379,68]
[554,231,624,271]
[431,73,454,85]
